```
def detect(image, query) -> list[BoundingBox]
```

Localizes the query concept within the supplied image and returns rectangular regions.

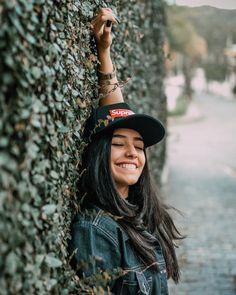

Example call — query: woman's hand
[91,8,118,52]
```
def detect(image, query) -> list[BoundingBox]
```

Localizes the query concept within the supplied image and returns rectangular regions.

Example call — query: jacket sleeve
[69,220,122,289]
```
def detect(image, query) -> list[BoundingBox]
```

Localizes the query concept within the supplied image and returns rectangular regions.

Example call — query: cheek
[140,154,146,170]
[110,147,120,177]
[110,147,119,164]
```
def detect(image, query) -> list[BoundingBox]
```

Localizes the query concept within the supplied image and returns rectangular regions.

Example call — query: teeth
[118,163,137,170]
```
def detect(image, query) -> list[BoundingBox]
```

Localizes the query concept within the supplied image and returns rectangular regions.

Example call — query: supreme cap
[84,102,165,147]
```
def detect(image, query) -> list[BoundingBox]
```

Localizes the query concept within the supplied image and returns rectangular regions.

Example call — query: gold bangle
[97,64,116,80]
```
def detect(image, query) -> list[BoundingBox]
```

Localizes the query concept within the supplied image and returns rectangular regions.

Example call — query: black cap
[84,102,165,147]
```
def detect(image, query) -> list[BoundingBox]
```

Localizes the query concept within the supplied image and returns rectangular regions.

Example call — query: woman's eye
[135,146,144,151]
[112,143,144,150]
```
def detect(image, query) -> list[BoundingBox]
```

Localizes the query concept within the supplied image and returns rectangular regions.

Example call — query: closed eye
[135,146,144,151]
[112,143,124,146]
[112,143,144,150]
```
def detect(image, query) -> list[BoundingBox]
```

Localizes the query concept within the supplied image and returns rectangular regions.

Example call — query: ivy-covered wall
[0,0,166,294]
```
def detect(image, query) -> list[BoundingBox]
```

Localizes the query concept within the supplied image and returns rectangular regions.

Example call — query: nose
[125,144,138,158]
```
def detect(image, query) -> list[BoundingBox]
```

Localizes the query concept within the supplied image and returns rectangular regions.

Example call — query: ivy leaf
[50,170,59,179]
[32,174,45,184]
[5,252,17,274]
[25,32,37,44]
[72,89,79,97]
[31,66,42,79]
[42,204,57,215]
[45,255,62,268]
[0,137,8,147]
[35,254,44,266]
[8,14,24,35]
[46,278,58,291]
[27,142,39,159]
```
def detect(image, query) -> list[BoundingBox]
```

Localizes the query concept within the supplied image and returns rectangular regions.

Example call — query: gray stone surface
[164,93,236,295]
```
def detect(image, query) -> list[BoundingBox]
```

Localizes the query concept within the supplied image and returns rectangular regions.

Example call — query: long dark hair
[79,130,184,283]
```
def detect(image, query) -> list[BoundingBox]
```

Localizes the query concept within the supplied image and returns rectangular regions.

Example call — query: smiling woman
[111,128,146,198]
[68,7,183,295]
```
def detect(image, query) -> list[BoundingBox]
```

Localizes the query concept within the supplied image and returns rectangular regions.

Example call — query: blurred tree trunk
[183,57,193,100]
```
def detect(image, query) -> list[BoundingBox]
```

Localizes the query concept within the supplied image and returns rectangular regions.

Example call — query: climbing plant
[0,0,166,293]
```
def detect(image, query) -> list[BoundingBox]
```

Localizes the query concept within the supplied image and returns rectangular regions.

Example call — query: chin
[117,177,139,186]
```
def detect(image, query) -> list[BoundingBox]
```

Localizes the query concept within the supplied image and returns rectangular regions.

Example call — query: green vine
[0,0,166,293]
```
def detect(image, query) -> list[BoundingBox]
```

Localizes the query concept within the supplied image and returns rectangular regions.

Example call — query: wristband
[97,64,116,80]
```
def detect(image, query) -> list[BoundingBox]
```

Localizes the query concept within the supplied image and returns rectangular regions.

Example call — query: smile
[116,163,137,170]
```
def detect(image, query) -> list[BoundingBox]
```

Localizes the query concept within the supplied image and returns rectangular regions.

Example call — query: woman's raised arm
[91,8,124,106]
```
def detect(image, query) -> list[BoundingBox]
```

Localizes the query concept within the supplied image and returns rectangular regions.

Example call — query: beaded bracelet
[98,77,132,98]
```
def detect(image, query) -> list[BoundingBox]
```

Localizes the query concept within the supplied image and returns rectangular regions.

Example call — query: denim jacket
[69,206,169,295]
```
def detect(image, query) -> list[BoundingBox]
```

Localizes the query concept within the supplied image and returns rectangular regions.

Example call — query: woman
[69,8,183,294]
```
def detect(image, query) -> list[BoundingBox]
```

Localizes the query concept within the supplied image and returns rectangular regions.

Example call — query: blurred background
[164,1,236,294]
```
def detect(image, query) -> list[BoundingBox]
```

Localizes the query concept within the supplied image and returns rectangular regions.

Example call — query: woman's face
[110,128,146,198]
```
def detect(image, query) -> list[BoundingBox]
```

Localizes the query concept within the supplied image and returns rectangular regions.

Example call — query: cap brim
[95,114,165,147]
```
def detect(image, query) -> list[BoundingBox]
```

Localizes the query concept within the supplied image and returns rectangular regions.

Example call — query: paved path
[165,92,236,295]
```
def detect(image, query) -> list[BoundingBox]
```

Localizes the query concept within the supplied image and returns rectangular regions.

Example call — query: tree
[166,5,207,99]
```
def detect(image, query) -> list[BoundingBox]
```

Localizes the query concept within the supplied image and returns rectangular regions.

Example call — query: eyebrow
[112,134,144,142]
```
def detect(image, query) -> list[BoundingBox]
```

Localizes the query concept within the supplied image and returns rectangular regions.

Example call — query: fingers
[101,8,120,23]
[91,8,118,31]
[103,21,112,36]
[90,8,119,49]
[99,7,113,13]
[92,14,117,30]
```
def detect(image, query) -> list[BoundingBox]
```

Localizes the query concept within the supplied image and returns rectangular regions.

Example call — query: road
[165,92,236,295]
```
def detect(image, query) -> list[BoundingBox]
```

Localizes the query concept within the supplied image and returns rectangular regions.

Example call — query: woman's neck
[117,185,129,199]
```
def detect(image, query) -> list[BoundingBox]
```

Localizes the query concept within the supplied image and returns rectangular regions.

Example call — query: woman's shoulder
[73,206,119,228]
[72,205,127,245]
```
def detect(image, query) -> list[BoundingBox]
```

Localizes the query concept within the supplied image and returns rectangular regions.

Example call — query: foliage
[166,5,207,99]
[184,6,236,85]
[166,6,207,59]
[166,5,236,86]
[186,6,236,59]
[0,0,166,294]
